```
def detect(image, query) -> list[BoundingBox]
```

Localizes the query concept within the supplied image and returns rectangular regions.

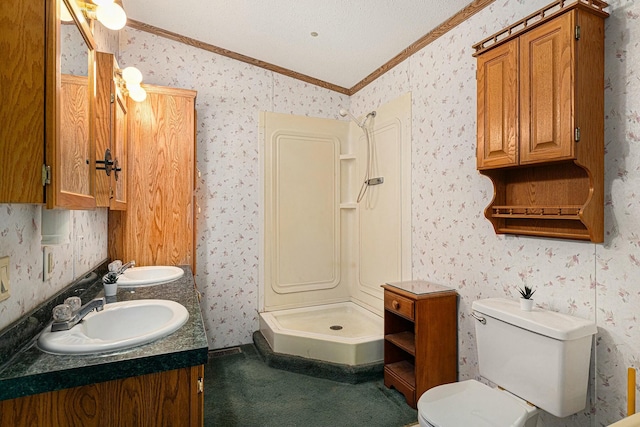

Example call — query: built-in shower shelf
[340,154,356,160]
[340,203,357,209]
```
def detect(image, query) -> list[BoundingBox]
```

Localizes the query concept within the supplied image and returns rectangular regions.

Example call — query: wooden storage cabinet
[474,0,608,242]
[0,0,97,208]
[382,282,457,409]
[108,85,196,269]
[0,365,204,427]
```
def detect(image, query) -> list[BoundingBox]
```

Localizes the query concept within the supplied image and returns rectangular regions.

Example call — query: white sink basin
[38,299,189,355]
[117,266,184,287]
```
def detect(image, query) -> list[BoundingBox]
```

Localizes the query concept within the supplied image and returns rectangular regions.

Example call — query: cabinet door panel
[476,39,519,169]
[123,86,195,266]
[59,74,92,198]
[110,92,127,210]
[0,1,45,203]
[519,12,574,164]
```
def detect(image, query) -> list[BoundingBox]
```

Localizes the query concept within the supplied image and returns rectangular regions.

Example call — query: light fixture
[81,0,127,31]
[116,66,147,102]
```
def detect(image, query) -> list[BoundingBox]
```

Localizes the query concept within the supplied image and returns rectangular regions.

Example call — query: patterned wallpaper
[118,28,350,351]
[118,1,638,424]
[0,206,108,332]
[119,0,639,424]
[1,0,635,424]
[352,0,640,425]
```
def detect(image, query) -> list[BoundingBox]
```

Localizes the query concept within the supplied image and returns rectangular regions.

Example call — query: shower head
[339,109,376,128]
[339,109,361,126]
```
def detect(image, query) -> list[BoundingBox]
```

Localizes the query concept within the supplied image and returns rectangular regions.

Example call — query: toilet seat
[418,380,535,427]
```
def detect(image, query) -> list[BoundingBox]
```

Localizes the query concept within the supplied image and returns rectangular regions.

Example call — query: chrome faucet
[51,297,105,332]
[118,260,136,274]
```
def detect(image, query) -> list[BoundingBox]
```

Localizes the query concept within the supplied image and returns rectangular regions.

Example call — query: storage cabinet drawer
[384,291,414,320]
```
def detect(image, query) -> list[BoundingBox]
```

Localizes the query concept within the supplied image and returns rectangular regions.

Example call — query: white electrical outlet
[43,248,53,281]
[0,256,9,302]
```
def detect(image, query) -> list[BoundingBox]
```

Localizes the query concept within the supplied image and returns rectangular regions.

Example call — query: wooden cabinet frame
[474,0,607,242]
[382,284,457,408]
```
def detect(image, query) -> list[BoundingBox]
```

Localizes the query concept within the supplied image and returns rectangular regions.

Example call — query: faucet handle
[64,296,82,312]
[52,304,73,322]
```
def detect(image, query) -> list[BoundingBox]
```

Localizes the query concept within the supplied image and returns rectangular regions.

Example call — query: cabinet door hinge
[574,127,581,142]
[197,377,204,394]
[575,25,581,40]
[110,93,115,103]
[42,164,51,186]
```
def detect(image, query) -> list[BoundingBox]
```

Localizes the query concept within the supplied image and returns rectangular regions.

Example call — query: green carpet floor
[204,344,418,427]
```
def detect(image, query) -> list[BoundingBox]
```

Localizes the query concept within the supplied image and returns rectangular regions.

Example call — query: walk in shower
[259,93,412,366]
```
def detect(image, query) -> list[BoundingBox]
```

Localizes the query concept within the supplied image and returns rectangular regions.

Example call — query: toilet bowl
[418,380,539,427]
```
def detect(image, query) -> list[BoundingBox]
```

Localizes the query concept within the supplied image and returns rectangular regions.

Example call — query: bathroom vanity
[382,281,458,408]
[0,265,208,426]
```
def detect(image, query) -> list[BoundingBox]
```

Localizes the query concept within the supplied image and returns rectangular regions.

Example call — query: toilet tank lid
[472,298,597,341]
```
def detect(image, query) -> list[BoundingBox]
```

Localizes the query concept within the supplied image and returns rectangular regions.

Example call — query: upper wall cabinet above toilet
[473,0,608,242]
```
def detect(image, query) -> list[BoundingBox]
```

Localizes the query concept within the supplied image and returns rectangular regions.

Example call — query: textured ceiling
[123,0,473,89]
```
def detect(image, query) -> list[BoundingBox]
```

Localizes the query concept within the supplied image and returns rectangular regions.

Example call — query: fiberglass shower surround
[339,109,382,203]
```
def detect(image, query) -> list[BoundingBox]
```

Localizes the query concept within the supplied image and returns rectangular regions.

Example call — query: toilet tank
[472,298,597,418]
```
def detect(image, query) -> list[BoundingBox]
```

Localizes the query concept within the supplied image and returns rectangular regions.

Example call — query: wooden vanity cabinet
[382,282,457,409]
[0,365,204,427]
[0,0,97,209]
[474,1,608,242]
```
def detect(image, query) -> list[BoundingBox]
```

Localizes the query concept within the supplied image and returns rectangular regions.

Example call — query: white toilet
[418,297,597,427]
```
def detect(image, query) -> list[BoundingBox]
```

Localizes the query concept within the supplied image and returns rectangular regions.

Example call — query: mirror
[48,0,97,208]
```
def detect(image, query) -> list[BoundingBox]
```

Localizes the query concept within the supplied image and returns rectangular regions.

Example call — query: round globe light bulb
[128,84,147,103]
[92,0,114,6]
[122,67,143,85]
[96,2,126,30]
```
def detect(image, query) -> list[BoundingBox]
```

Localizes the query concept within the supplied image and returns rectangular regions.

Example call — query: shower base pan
[259,302,384,366]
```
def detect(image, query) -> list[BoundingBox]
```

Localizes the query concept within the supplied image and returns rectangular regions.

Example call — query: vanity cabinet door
[110,92,128,210]
[0,1,46,203]
[0,0,97,208]
[476,39,519,170]
[57,74,95,207]
[95,51,128,210]
[0,365,205,427]
[519,11,575,165]
[109,84,196,269]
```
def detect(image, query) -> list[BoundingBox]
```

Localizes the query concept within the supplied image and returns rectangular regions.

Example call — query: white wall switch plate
[0,256,10,302]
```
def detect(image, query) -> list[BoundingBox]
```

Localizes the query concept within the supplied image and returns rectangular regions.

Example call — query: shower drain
[329,325,343,331]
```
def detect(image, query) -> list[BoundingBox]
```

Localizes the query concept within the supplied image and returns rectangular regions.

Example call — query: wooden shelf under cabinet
[382,281,457,409]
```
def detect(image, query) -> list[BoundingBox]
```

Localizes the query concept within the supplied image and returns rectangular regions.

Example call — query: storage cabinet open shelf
[480,161,600,241]
[385,331,416,355]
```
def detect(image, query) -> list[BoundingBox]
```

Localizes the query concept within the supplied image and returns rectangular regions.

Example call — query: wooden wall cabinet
[109,85,196,269]
[382,282,457,409]
[474,1,608,242]
[0,0,97,209]
[0,365,204,427]
[95,51,128,210]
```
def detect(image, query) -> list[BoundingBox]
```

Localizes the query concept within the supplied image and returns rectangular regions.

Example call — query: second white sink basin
[38,299,189,355]
[117,266,184,287]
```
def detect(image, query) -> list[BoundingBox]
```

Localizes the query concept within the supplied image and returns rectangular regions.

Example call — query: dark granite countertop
[0,265,208,401]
